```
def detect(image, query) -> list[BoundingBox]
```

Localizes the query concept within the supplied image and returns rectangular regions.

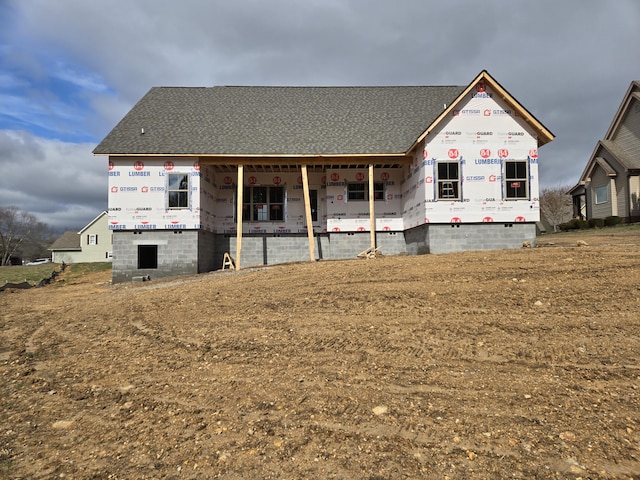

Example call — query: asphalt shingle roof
[49,231,81,251]
[93,85,466,156]
[601,139,640,170]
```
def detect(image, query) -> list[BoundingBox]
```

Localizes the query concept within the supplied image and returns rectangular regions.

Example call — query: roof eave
[603,81,640,140]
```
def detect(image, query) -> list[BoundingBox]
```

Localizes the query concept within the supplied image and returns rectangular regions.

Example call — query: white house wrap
[94,71,554,283]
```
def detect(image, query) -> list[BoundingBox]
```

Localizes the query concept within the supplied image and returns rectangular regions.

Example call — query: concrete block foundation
[111,223,535,283]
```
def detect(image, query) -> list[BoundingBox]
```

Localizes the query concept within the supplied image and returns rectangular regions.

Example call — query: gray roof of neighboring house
[49,231,81,251]
[601,140,640,171]
[93,85,467,156]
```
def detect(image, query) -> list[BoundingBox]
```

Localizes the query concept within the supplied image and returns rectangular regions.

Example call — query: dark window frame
[347,182,384,201]
[168,172,190,209]
[504,160,529,200]
[242,185,285,222]
[437,161,460,200]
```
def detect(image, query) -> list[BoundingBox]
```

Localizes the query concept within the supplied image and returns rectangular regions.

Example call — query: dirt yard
[1,230,639,479]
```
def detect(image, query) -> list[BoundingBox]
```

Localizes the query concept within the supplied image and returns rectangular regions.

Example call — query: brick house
[93,70,554,283]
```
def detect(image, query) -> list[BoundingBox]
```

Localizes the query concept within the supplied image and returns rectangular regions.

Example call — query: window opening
[168,173,190,208]
[595,185,608,204]
[437,162,460,199]
[310,189,318,222]
[243,186,284,221]
[347,182,384,201]
[138,245,158,269]
[504,161,529,199]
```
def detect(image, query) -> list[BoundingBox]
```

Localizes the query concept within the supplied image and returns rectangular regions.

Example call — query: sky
[1,0,639,232]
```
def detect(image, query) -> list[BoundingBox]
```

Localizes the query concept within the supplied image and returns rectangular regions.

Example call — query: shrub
[604,216,621,227]
[559,218,589,231]
[588,218,605,229]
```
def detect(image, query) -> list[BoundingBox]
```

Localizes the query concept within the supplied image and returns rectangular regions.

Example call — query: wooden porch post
[301,165,316,262]
[236,165,243,270]
[369,164,376,250]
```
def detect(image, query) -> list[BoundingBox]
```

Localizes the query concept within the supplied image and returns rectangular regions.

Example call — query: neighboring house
[49,211,112,263]
[570,80,640,222]
[93,70,554,283]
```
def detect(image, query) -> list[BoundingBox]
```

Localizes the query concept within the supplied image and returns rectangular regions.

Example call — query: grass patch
[0,263,62,286]
[545,222,640,237]
[58,262,112,284]
[0,262,111,287]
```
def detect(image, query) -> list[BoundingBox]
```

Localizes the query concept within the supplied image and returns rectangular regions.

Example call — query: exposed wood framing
[369,164,375,250]
[236,165,243,270]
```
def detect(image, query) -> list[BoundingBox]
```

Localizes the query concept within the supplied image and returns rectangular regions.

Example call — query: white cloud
[0,130,106,231]
[53,62,108,93]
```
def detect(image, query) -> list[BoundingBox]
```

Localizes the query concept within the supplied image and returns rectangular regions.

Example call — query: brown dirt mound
[1,230,639,479]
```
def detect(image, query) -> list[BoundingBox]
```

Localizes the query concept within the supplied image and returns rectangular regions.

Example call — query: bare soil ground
[1,230,640,479]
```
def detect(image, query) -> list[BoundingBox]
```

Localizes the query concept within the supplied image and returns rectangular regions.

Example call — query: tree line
[0,206,57,266]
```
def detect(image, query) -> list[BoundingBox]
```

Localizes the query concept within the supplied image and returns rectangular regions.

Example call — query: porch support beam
[369,164,376,250]
[236,165,243,270]
[301,165,316,262]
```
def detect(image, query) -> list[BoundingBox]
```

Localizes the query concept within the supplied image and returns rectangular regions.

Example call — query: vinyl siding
[590,167,612,219]
[611,97,640,161]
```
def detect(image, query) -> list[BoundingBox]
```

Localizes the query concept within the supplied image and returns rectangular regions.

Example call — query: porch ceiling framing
[198,154,411,173]
[222,155,400,269]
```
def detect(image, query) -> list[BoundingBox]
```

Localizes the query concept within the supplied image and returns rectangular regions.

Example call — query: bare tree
[0,206,55,265]
[540,185,573,232]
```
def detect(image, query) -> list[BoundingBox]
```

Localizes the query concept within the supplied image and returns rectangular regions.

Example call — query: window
[87,234,98,245]
[347,182,384,201]
[243,186,284,221]
[504,161,529,199]
[310,190,318,222]
[168,173,190,209]
[437,162,460,199]
[595,185,608,204]
[138,245,158,269]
